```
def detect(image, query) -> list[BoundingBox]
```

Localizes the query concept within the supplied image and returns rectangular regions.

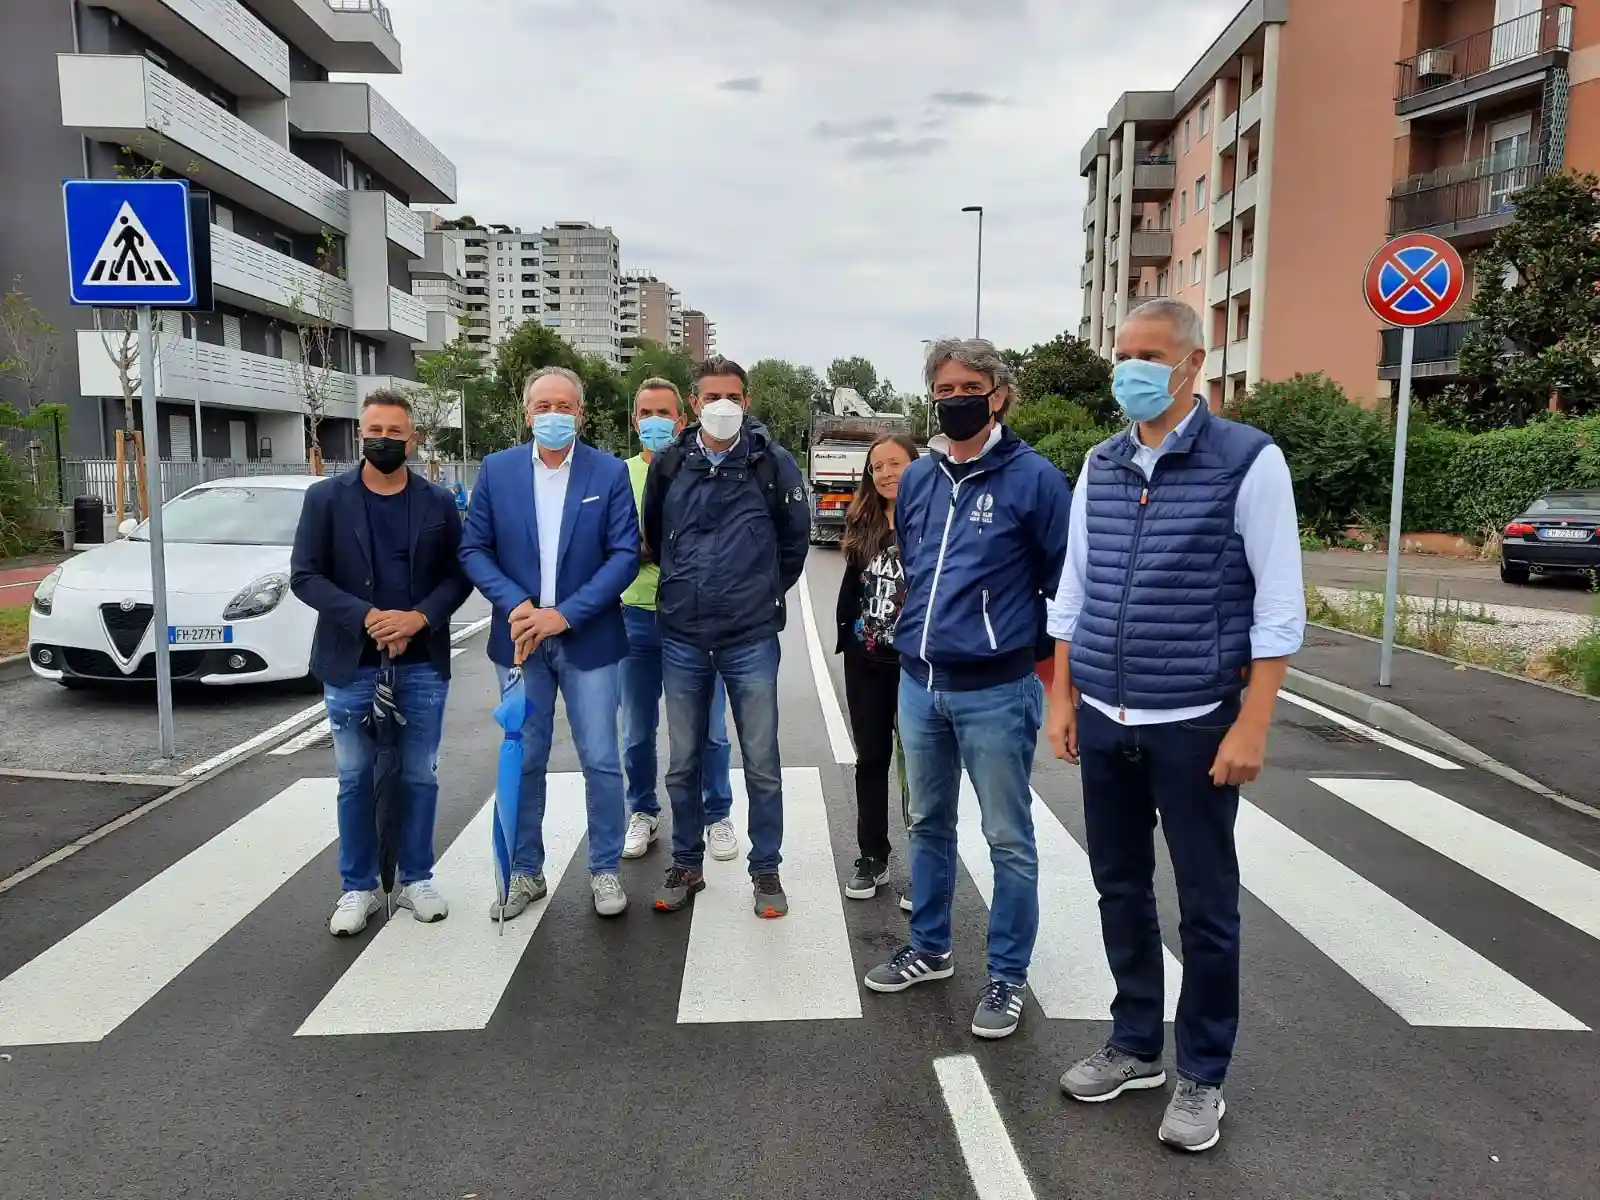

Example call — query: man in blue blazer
[460,365,641,919]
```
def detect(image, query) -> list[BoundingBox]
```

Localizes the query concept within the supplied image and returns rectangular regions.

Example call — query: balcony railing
[1379,319,1479,371]
[388,287,428,342]
[326,0,392,32]
[94,0,291,98]
[210,223,354,324]
[1396,4,1573,103]
[1388,152,1550,235]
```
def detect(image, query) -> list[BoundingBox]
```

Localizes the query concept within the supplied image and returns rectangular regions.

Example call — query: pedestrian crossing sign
[62,178,197,307]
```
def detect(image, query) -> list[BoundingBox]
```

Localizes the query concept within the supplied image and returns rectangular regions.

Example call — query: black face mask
[935,391,995,443]
[363,436,408,475]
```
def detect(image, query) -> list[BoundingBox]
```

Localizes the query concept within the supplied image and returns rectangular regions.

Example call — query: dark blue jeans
[662,635,783,873]
[324,662,449,893]
[620,605,732,821]
[1076,697,1243,1087]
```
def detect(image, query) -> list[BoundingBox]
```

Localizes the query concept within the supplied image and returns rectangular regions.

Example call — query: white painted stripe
[1311,777,1600,943]
[795,572,856,765]
[1235,800,1585,1030]
[296,776,589,1036]
[184,700,326,775]
[1278,691,1461,770]
[267,647,467,756]
[933,1055,1037,1200]
[0,778,340,1045]
[955,776,1181,1019]
[677,767,862,1023]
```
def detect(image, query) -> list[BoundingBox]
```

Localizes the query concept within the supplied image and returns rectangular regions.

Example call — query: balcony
[1208,258,1254,306]
[1211,189,1234,231]
[1129,228,1173,267]
[288,81,456,203]
[386,287,428,342]
[1081,259,1096,287]
[210,223,354,325]
[244,0,401,73]
[1377,319,1482,381]
[58,54,347,233]
[1395,5,1572,118]
[1233,172,1259,218]
[1130,158,1176,200]
[1083,200,1097,231]
[409,230,465,281]
[1238,88,1263,137]
[93,0,290,98]
[354,374,419,404]
[1216,109,1238,151]
[1388,152,1550,242]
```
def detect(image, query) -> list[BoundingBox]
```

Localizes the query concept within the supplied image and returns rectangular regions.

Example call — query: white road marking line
[1235,799,1586,1030]
[1311,777,1600,943]
[184,700,327,776]
[0,767,188,787]
[955,776,1181,1019]
[795,571,856,765]
[296,776,588,1037]
[933,1055,1037,1200]
[677,767,862,1023]
[1278,690,1461,770]
[0,778,339,1046]
[269,647,467,756]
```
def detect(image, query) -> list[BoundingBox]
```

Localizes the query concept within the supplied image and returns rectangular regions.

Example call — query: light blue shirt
[532,442,573,608]
[1047,400,1306,725]
[698,429,740,466]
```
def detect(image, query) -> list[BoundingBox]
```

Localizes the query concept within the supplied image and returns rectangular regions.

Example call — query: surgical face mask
[532,412,577,451]
[362,436,408,474]
[699,398,745,442]
[637,415,676,453]
[1111,358,1189,423]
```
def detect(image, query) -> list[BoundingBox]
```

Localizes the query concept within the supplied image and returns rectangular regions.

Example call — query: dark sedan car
[1500,489,1600,584]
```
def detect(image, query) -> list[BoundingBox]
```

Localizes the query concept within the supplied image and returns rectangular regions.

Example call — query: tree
[825,355,898,410]
[622,338,694,399]
[0,278,62,419]
[1441,171,1600,430]
[749,359,824,453]
[1005,395,1103,448]
[407,337,484,469]
[1009,332,1116,424]
[280,230,345,474]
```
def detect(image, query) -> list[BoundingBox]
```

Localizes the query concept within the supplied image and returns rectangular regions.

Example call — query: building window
[1174,261,1184,289]
[1158,201,1171,228]
[1191,250,1202,283]
[1156,268,1169,296]
[1179,190,1188,223]
[1195,177,1207,209]
[1199,100,1211,136]
[1183,118,1192,153]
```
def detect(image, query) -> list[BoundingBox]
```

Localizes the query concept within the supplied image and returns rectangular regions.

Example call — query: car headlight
[223,573,289,621]
[31,568,62,616]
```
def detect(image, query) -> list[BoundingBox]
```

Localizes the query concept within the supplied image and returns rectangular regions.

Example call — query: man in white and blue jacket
[862,337,1072,1041]
[1047,297,1304,1154]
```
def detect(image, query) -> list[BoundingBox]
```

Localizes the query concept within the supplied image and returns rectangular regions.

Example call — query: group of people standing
[288,294,1304,1154]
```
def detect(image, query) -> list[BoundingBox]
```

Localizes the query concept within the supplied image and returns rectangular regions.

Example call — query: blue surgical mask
[638,415,676,453]
[532,412,577,450]
[1111,359,1185,423]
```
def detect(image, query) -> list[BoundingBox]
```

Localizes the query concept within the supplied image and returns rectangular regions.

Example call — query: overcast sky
[376,0,1239,392]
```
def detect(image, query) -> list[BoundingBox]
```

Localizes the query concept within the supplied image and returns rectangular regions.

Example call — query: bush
[1400,421,1471,534]
[1034,426,1114,482]
[1447,415,1600,534]
[1007,395,1102,448]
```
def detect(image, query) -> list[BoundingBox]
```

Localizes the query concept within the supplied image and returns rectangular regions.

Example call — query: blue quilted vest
[1069,402,1272,710]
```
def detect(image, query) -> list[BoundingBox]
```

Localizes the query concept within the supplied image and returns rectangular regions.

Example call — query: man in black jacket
[641,356,810,918]
[290,390,472,937]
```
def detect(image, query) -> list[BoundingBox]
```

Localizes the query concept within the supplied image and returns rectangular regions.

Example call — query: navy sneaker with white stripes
[971,979,1027,1039]
[863,944,954,993]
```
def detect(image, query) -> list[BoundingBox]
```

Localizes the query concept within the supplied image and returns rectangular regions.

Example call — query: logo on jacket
[969,492,994,525]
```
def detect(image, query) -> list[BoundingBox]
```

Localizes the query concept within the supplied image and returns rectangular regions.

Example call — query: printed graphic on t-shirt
[855,544,906,656]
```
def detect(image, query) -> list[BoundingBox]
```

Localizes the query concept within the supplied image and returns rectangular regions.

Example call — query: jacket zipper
[1114,465,1155,722]
[981,589,997,650]
[916,462,987,691]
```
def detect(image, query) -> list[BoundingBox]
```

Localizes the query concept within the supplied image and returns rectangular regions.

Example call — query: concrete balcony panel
[1129,229,1173,267]
[388,287,428,342]
[211,223,353,325]
[1234,172,1259,218]
[354,374,418,403]
[1204,346,1223,379]
[408,230,464,280]
[1130,161,1176,199]
[1207,269,1229,307]
[58,54,347,234]
[385,192,425,257]
[1231,258,1255,298]
[93,0,290,98]
[1211,189,1234,231]
[1083,200,1097,230]
[1216,109,1238,150]
[1081,259,1096,287]
[244,0,401,73]
[288,81,456,203]
[1239,87,1264,136]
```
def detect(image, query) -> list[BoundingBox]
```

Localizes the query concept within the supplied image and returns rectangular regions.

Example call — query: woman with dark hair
[835,431,921,905]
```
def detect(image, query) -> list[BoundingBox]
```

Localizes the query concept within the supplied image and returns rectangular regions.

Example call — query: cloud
[847,136,947,162]
[716,76,764,93]
[814,116,899,140]
[929,90,1007,108]
[519,2,615,30]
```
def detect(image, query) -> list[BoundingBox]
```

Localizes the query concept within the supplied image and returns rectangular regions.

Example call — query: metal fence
[63,458,482,510]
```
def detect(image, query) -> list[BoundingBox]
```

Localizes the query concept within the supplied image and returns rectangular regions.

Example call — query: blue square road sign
[63,179,197,307]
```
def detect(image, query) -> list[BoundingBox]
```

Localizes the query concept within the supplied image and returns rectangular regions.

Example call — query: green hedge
[1034,426,1112,481]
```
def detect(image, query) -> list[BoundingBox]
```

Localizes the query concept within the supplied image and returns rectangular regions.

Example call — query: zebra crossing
[1,765,1596,1048]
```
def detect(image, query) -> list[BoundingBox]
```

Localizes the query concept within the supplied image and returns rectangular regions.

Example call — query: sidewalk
[0,562,62,610]
[1303,548,1595,616]
[1294,625,1597,806]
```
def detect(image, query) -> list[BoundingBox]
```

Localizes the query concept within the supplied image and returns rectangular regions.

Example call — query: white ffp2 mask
[699,399,744,441]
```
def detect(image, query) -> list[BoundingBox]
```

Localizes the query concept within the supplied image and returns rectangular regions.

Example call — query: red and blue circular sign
[1363,232,1464,328]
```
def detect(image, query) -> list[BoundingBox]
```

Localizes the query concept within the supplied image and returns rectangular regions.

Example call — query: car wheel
[1499,560,1530,585]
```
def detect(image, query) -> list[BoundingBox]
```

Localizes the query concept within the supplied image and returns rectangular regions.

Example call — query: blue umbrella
[366,650,407,919]
[491,655,528,936]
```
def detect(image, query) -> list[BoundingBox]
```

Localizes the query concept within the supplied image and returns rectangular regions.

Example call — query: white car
[27,475,321,688]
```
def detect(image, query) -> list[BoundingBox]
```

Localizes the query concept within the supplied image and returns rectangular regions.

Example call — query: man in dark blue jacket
[290,389,472,937]
[862,338,1071,1041]
[460,366,640,920]
[640,356,810,918]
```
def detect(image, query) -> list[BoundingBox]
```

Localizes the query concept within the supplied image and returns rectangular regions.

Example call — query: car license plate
[169,625,232,645]
[1538,527,1590,540]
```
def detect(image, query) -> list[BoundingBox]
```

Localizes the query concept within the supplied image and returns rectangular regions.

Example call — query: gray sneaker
[1159,1080,1226,1152]
[488,872,547,921]
[1060,1043,1167,1102]
[971,979,1027,1039]
[752,871,788,919]
[591,872,628,917]
[653,865,705,913]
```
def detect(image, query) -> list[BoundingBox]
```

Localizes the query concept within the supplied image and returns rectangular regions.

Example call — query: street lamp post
[961,205,983,338]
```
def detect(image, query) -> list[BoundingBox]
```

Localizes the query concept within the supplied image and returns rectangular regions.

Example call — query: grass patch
[0,607,29,657]
[1539,625,1600,696]
[1305,585,1521,671]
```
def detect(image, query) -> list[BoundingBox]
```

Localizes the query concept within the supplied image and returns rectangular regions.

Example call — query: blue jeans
[1077,697,1242,1087]
[620,605,732,821]
[325,662,449,893]
[494,636,626,877]
[662,635,783,873]
[900,672,1042,985]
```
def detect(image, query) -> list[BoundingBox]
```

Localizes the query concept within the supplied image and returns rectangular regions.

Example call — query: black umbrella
[365,650,408,918]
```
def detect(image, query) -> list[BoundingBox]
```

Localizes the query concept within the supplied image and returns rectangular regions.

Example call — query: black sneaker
[844,857,889,900]
[971,979,1027,1039]
[864,944,954,993]
[653,865,705,913]
[752,871,788,919]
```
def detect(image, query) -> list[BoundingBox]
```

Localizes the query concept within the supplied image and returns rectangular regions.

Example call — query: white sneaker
[592,872,628,917]
[706,818,739,862]
[395,879,449,923]
[329,889,380,937]
[622,812,659,859]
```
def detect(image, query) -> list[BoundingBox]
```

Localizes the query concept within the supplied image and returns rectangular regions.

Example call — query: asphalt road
[1303,549,1597,614]
[1,553,1596,1199]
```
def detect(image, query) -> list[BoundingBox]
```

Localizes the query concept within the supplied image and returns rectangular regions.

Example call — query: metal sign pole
[137,305,177,757]
[1378,325,1415,688]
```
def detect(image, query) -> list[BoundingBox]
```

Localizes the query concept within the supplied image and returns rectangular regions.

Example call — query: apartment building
[620,273,685,365]
[1079,0,1398,406]
[1382,0,1595,393]
[682,309,716,365]
[411,210,468,354]
[539,222,622,367]
[0,0,458,460]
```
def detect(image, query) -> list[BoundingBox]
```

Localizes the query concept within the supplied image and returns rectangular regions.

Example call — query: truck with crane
[806,387,922,545]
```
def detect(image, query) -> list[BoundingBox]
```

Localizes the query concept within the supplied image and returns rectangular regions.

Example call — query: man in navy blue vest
[862,337,1072,1041]
[1046,297,1304,1152]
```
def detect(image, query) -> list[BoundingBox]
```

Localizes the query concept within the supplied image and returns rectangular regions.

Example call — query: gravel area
[1311,585,1598,661]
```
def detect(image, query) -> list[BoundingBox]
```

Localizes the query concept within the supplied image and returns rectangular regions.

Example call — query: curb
[0,653,29,683]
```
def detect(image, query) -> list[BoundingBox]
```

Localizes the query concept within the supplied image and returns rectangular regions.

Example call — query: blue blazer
[459,440,640,670]
[289,466,472,688]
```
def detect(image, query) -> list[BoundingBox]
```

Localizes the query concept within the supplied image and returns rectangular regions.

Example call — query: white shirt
[532,442,573,608]
[1046,400,1306,726]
